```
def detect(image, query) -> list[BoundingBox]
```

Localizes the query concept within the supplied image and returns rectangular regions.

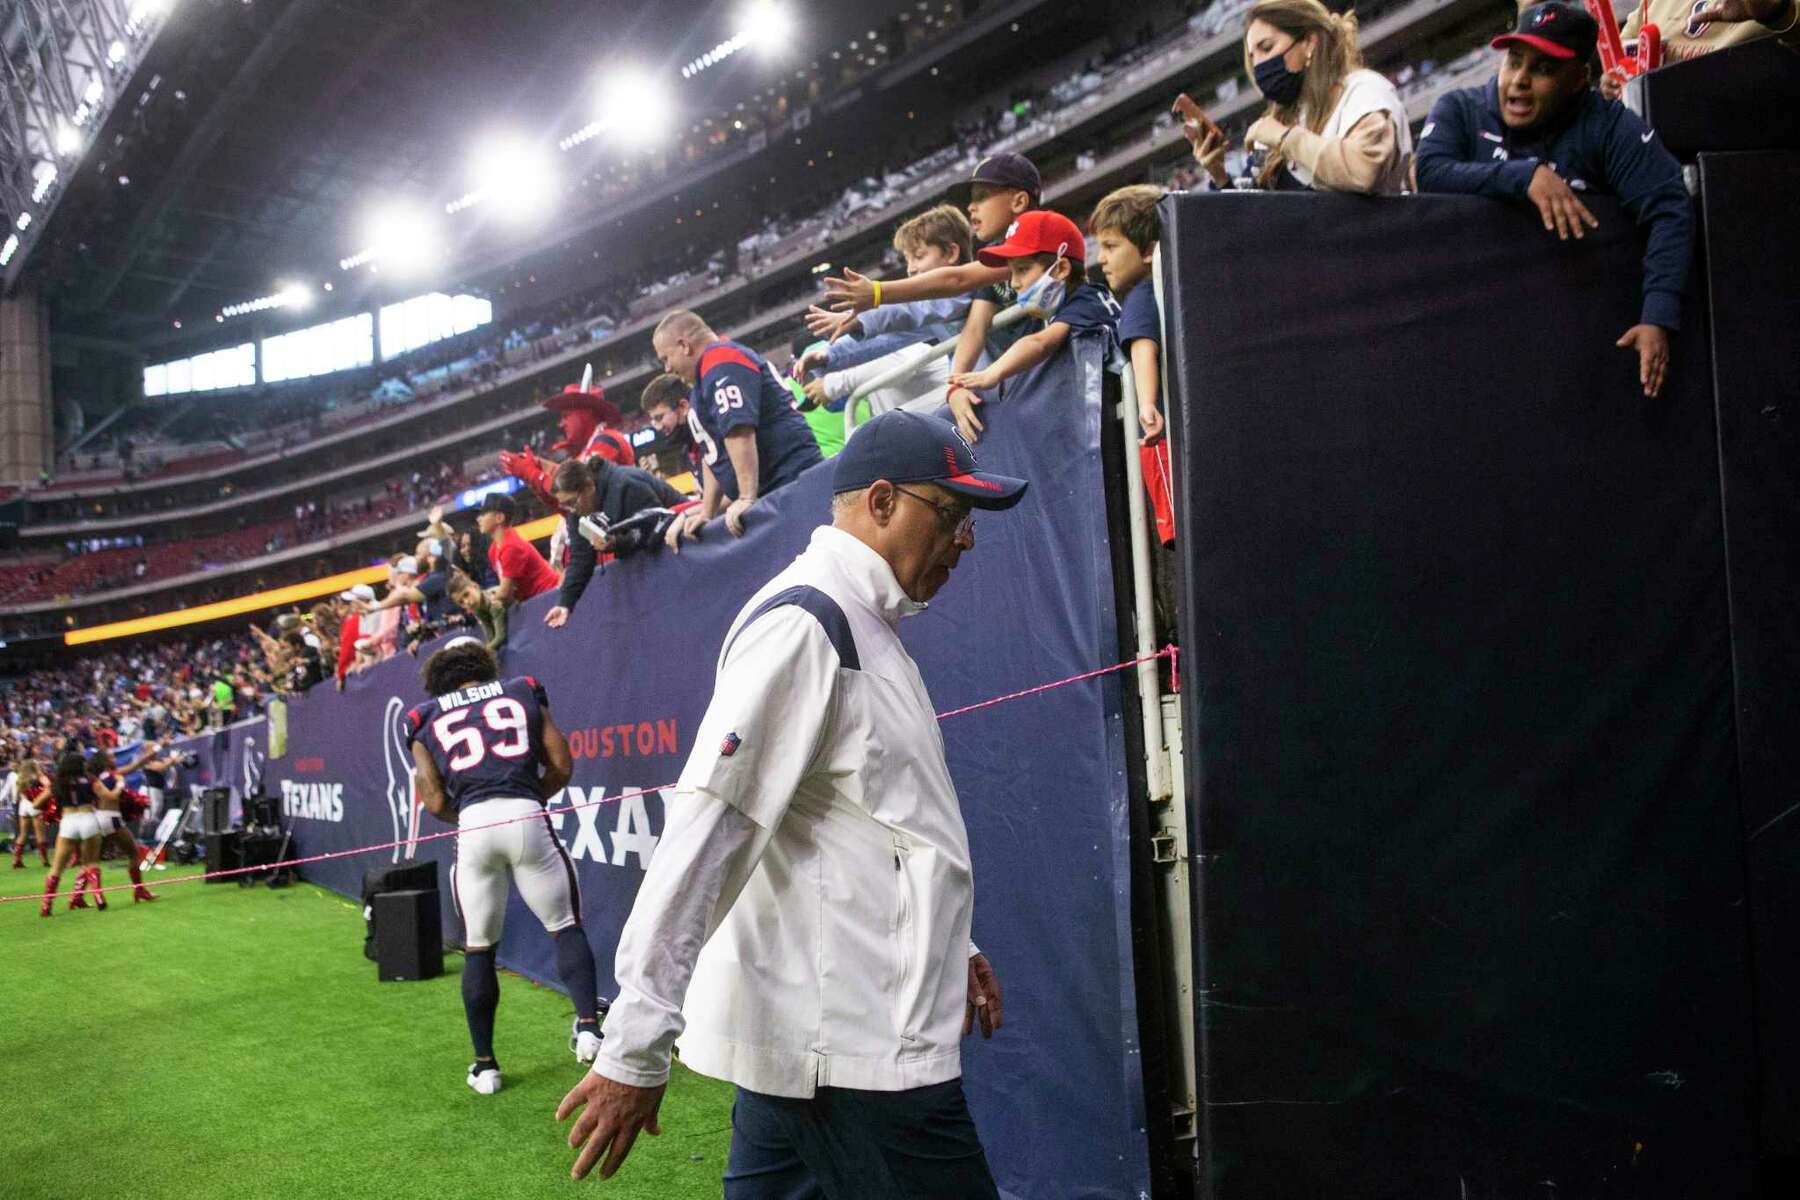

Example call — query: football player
[406,638,603,1095]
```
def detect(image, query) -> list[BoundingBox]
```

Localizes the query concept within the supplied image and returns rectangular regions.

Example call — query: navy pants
[722,1078,999,1200]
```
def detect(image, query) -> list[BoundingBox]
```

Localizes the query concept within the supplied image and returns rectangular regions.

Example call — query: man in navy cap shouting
[1414,1,1692,399]
[557,411,1025,1197]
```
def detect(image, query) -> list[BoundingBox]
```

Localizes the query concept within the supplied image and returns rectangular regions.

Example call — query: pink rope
[5,646,1176,905]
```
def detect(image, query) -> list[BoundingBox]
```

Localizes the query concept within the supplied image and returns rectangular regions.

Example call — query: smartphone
[1171,93,1220,141]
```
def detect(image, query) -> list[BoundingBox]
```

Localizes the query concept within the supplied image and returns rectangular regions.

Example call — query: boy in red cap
[944,210,1120,441]
[820,153,1044,440]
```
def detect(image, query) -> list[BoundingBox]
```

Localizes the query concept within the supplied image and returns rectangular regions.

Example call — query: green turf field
[1,859,735,1199]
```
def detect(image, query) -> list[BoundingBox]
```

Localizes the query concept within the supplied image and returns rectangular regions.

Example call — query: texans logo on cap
[1534,7,1557,23]
[720,732,741,757]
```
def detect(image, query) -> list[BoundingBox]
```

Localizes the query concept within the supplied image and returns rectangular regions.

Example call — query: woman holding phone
[1176,0,1411,195]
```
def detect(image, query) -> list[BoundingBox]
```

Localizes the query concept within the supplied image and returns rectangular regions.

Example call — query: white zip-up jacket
[594,524,978,1098]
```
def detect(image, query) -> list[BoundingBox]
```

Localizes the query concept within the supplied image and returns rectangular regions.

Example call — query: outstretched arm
[823,262,1008,314]
[949,322,1071,392]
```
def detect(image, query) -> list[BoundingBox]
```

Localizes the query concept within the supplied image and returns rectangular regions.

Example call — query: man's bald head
[652,310,715,383]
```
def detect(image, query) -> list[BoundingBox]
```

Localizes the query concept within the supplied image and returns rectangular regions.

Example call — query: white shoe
[572,1019,603,1064]
[467,1063,502,1095]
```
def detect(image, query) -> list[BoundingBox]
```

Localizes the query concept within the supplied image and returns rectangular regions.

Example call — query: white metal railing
[837,303,1037,440]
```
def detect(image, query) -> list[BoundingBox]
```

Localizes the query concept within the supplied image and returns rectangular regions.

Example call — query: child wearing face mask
[944,211,1121,441]
[1179,0,1411,195]
[819,153,1046,442]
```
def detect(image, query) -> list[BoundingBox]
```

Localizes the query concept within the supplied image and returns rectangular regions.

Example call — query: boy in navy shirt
[651,310,823,549]
[1091,184,1177,547]
[945,210,1120,437]
[1414,2,1692,398]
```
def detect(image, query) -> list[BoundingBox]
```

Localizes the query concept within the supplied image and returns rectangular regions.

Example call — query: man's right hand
[1528,165,1599,241]
[557,1072,667,1182]
[544,606,571,629]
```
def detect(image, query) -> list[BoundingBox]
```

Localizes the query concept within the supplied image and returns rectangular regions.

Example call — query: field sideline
[1,860,735,1199]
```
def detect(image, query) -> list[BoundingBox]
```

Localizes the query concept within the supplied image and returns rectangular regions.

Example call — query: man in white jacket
[557,411,1026,1197]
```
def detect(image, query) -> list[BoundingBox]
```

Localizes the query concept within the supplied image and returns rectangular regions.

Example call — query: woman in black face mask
[1178,0,1411,195]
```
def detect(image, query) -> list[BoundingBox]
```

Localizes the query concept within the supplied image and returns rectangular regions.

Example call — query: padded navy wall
[1162,191,1758,1197]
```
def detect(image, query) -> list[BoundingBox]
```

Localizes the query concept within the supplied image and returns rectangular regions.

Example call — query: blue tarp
[261,336,1148,1198]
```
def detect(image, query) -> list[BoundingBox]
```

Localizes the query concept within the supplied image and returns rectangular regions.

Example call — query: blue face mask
[1253,52,1306,107]
[1016,260,1067,317]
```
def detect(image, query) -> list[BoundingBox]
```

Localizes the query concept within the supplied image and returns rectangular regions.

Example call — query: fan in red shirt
[334,583,376,689]
[478,492,557,604]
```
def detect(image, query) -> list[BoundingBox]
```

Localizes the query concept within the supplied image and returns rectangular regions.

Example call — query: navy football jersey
[406,675,548,810]
[685,339,822,501]
[1050,282,1123,336]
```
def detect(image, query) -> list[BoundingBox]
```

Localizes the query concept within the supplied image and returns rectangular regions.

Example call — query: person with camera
[542,458,685,630]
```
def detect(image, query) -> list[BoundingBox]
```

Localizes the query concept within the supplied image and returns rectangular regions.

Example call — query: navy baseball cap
[946,152,1042,209]
[833,411,1028,510]
[1493,2,1597,61]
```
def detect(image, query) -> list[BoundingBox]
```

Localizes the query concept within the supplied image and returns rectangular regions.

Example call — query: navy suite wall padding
[1159,191,1757,1198]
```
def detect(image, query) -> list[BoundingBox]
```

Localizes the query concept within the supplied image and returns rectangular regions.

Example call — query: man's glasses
[893,487,975,543]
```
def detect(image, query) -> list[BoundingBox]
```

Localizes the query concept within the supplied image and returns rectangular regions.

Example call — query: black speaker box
[201,787,233,834]
[374,889,442,982]
[203,831,241,880]
[361,861,439,961]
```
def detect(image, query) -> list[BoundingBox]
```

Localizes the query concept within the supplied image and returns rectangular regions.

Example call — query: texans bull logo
[382,697,423,862]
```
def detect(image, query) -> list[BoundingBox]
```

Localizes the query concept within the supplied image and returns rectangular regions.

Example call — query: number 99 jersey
[405,676,549,811]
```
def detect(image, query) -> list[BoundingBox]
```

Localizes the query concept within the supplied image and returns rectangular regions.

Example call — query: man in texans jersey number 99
[406,637,606,1097]
[652,308,823,550]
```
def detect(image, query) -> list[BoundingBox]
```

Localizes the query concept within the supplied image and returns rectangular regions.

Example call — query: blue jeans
[722,1078,999,1200]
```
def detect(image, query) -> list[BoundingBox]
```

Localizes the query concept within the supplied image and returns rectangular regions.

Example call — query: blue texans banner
[270,335,1148,1200]
[161,718,270,825]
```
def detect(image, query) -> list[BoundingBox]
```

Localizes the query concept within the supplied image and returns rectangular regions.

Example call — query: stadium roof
[13,0,1021,348]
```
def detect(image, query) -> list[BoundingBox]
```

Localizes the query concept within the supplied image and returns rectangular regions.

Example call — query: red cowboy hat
[542,384,621,425]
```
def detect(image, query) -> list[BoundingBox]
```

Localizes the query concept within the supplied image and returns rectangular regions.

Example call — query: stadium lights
[682,2,792,77]
[345,204,441,275]
[218,282,313,320]
[31,162,57,203]
[563,68,673,151]
[15,212,31,231]
[455,136,558,222]
[54,124,82,156]
[0,235,18,266]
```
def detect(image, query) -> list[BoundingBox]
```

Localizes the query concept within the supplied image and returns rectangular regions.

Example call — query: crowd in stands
[9,0,1774,749]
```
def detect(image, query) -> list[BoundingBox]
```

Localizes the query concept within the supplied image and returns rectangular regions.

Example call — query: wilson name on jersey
[406,676,549,811]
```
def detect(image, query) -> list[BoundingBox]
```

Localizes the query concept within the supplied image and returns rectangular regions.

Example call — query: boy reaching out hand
[821,154,1042,438]
[945,211,1121,442]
